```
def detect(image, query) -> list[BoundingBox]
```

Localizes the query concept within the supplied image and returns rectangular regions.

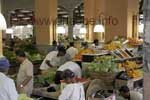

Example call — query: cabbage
[88,56,118,73]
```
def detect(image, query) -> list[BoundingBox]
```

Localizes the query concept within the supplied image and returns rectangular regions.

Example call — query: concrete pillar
[68,10,74,40]
[35,0,57,53]
[143,0,150,99]
[84,0,96,42]
[84,0,139,42]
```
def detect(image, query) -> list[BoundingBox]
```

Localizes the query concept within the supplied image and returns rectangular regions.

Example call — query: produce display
[128,38,143,45]
[3,49,17,65]
[127,69,143,79]
[88,56,118,73]
[118,61,138,70]
[74,48,95,60]
[26,53,43,61]
[34,71,56,87]
[118,61,143,78]
[104,42,122,51]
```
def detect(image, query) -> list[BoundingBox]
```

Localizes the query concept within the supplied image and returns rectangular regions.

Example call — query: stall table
[32,87,60,99]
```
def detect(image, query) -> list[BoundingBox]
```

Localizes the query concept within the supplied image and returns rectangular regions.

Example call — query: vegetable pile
[34,71,56,87]
[88,56,118,73]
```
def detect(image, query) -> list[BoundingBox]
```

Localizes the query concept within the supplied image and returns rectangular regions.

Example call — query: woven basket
[88,71,116,88]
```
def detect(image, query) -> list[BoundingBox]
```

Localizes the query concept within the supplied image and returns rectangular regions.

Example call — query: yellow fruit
[128,37,143,45]
[74,48,94,60]
[104,42,122,50]
[122,61,138,70]
[127,69,143,78]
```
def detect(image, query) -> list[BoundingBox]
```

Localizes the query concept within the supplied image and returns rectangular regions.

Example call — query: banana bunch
[118,60,143,78]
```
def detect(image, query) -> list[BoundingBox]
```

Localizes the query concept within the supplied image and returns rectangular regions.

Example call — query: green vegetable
[18,94,33,100]
[88,56,118,73]
[34,71,56,87]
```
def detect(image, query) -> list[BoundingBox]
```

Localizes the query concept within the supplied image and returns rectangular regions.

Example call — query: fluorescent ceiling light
[56,26,66,34]
[94,24,105,33]
[6,28,13,34]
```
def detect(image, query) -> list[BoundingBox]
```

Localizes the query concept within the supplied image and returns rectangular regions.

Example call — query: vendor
[66,42,78,59]
[92,39,99,47]
[119,85,143,100]
[59,69,85,100]
[74,42,94,60]
[40,50,58,70]
[46,46,71,67]
[47,40,58,53]
[16,50,33,97]
[0,57,18,100]
[91,39,102,50]
[55,61,82,84]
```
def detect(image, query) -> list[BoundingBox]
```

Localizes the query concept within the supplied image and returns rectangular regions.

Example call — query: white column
[143,0,150,100]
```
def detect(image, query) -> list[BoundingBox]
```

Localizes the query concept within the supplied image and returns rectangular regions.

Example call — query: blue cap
[0,57,10,69]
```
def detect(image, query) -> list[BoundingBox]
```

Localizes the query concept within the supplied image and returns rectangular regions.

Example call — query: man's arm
[21,76,32,86]
[45,60,53,67]
[17,76,32,90]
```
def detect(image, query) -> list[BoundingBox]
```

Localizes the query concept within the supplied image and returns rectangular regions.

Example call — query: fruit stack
[118,61,143,78]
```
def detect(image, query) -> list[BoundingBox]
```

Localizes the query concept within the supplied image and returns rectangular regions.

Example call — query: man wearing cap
[59,69,85,100]
[66,42,78,59]
[16,50,33,97]
[55,61,82,84]
[0,57,18,100]
[40,46,71,70]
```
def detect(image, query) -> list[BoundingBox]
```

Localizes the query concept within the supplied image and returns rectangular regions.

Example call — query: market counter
[32,88,60,99]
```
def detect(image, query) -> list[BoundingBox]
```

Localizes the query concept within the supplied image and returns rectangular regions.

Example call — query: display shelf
[32,87,60,99]
[113,56,142,63]
[82,52,110,62]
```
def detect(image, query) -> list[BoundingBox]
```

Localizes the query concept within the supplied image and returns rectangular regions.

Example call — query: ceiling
[2,0,143,26]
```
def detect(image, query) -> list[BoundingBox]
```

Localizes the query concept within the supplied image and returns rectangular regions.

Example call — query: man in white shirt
[67,42,78,59]
[55,61,82,84]
[119,85,143,100]
[0,57,18,100]
[40,46,71,70]
[91,39,102,50]
[59,70,85,100]
[58,61,82,78]
[40,51,58,70]
[16,50,33,97]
